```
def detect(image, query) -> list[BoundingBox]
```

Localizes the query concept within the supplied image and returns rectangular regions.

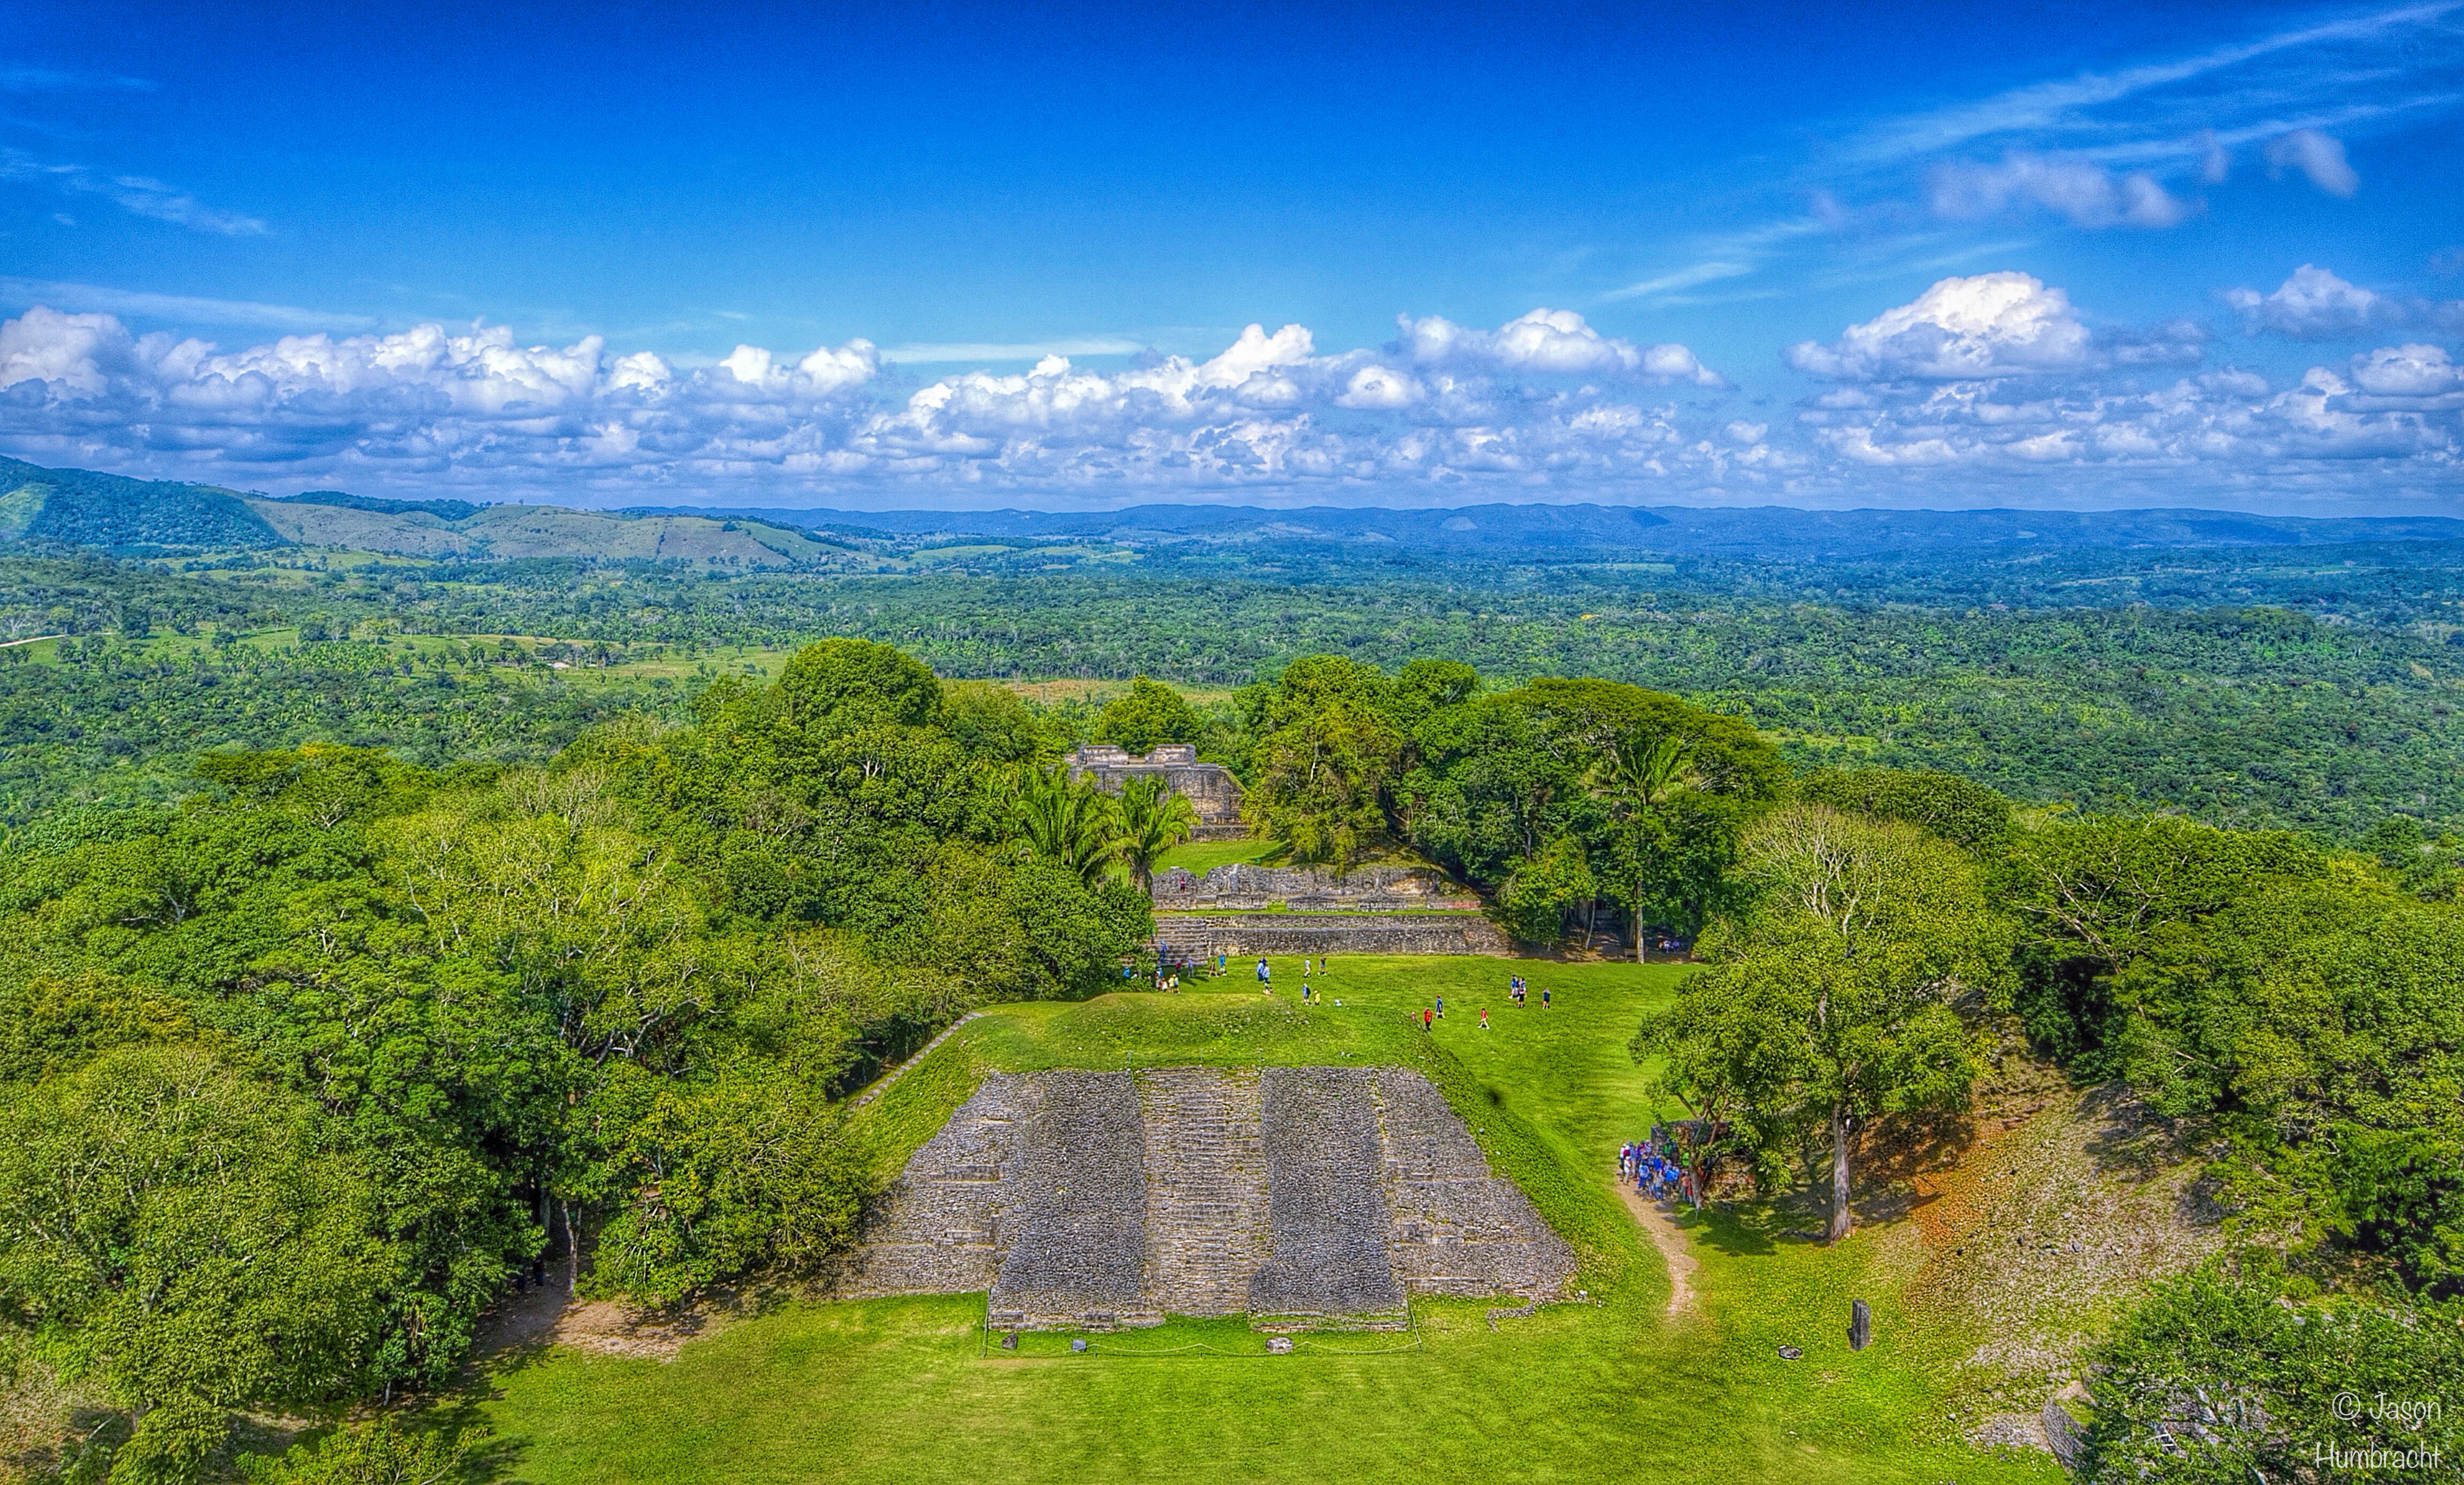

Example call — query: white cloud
[2347,343,2464,400]
[1840,1,2462,166]
[0,151,264,236]
[2223,264,2464,339]
[0,305,1754,502]
[2263,128,2361,197]
[1787,273,2097,380]
[1927,152,2193,229]
[1336,364,1422,409]
[3,298,2452,511]
[0,277,376,333]
[883,336,1146,362]
[1396,308,1726,385]
[2223,264,2384,338]
[1797,360,2461,482]
[1603,261,1754,302]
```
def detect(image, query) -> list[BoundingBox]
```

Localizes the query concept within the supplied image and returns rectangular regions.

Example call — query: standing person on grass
[1541,986,1551,1011]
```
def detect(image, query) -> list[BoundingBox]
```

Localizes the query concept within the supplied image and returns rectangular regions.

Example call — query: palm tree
[1112,774,1198,893]
[1008,764,1117,887]
[1587,733,1690,961]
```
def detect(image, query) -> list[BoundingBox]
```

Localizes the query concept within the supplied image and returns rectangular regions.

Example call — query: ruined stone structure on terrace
[836,1065,1573,1329]
[1149,862,1509,957]
[1065,743,1246,840]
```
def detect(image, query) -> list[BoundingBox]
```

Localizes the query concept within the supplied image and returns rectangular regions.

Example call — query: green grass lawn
[471,958,2057,1484]
[1153,837,1287,875]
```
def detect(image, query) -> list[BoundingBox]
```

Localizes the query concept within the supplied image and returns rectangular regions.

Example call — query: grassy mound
[473,957,2059,1483]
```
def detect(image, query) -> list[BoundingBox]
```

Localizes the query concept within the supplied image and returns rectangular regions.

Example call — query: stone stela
[1065,744,1247,840]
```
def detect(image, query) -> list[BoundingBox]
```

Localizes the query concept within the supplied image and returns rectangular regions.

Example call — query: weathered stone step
[1140,1066,1268,1316]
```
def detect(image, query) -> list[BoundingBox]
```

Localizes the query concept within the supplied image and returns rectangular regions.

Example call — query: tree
[1111,775,1197,893]
[775,639,940,734]
[238,1418,476,1485]
[1637,805,2005,1241]
[1527,679,1782,957]
[0,1046,395,1484]
[1096,677,1202,754]
[936,680,1050,764]
[1493,832,1595,945]
[581,1066,872,1306]
[1797,767,2015,856]
[1006,764,1117,887]
[1238,655,1405,867]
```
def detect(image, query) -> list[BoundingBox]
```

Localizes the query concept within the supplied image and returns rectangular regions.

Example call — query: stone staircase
[1139,1068,1269,1315]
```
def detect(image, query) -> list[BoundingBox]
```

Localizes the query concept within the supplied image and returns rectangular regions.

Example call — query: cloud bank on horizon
[2,0,2461,512]
[1,267,2457,511]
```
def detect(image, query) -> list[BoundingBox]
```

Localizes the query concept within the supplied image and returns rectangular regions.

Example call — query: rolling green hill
[245,497,884,569]
[0,458,283,552]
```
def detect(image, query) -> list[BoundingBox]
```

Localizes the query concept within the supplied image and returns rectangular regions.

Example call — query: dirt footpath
[1615,1184,1699,1317]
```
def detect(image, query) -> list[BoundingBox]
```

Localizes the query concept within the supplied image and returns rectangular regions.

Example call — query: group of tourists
[1507,973,1548,1010]
[1621,1125,1699,1208]
[1254,956,1341,1005]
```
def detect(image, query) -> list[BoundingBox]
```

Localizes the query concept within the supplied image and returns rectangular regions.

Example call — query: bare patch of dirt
[473,1250,743,1364]
[1905,1072,2223,1412]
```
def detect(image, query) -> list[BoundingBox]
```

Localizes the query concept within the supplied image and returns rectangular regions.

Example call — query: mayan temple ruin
[836,1065,1574,1329]
[1065,744,1248,839]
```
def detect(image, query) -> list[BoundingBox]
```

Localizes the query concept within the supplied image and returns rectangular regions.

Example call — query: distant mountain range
[636,501,2464,560]
[5,455,2464,567]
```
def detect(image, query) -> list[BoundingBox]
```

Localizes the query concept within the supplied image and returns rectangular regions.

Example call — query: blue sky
[1,0,2460,511]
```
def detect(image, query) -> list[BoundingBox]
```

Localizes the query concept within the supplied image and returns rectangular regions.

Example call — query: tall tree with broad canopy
[1638,805,2007,1242]
[1096,677,1204,755]
[1237,655,1404,867]
[1525,678,1784,957]
[0,1046,396,1484]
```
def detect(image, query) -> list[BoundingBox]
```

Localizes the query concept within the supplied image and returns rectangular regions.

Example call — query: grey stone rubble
[1250,1066,1408,1325]
[1372,1068,1575,1297]
[838,1065,1574,1328]
[988,1071,1157,1330]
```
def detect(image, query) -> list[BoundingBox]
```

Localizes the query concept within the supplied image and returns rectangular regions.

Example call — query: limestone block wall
[1153,912,1511,958]
[841,1065,1573,1329]
[1152,862,1482,912]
